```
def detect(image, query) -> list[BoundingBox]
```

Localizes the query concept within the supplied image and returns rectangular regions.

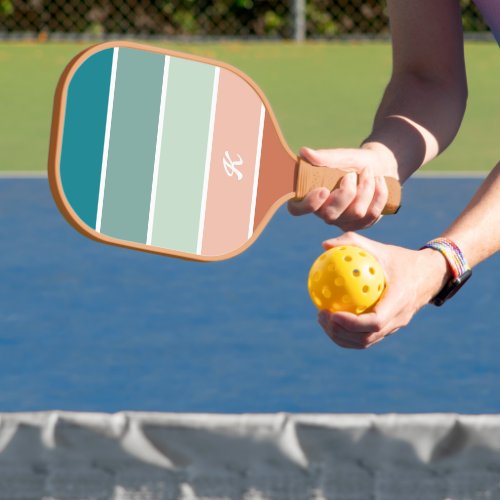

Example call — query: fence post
[292,0,306,42]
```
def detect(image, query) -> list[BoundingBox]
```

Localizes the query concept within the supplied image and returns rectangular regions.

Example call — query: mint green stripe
[100,48,164,244]
[151,58,216,252]
[60,49,113,229]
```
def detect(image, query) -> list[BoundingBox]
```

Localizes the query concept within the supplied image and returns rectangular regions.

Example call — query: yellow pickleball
[308,245,385,314]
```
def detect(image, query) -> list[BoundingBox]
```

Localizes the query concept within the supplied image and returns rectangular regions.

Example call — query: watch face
[432,269,472,306]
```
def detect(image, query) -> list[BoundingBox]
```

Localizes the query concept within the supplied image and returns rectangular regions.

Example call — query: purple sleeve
[473,0,500,45]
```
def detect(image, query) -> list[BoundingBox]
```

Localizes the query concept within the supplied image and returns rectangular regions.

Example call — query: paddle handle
[294,158,401,215]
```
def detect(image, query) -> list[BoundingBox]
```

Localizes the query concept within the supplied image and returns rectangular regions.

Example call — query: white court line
[196,66,220,256]
[95,46,119,233]
[247,103,266,239]
[147,55,170,246]
[0,170,489,179]
[0,171,47,178]
[413,170,487,178]
[0,171,488,180]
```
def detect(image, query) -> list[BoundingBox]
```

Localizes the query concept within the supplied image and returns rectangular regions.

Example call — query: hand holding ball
[308,245,385,314]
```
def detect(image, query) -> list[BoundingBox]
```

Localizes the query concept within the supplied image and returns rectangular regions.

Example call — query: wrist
[420,238,472,306]
[361,141,399,178]
[418,248,452,302]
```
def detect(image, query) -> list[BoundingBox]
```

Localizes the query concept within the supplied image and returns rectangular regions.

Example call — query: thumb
[300,147,365,171]
[322,231,369,250]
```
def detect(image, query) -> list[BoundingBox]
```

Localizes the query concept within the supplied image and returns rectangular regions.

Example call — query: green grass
[0,41,497,172]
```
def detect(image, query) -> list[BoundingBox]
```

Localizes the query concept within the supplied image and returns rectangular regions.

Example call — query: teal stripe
[60,49,113,229]
[100,48,164,244]
[151,58,216,252]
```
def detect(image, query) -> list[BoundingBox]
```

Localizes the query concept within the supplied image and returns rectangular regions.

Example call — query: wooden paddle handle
[294,158,401,215]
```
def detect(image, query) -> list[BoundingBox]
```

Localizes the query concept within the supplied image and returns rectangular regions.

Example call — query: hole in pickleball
[359,251,367,257]
[378,284,382,291]
[334,277,344,286]
[313,294,322,307]
[344,256,352,262]
[333,303,342,311]
[369,267,375,275]
[313,271,321,282]
[356,306,366,314]
[352,269,360,277]
[342,295,351,304]
[362,285,369,293]
[322,286,332,299]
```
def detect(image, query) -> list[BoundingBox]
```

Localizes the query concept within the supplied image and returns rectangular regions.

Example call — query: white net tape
[0,412,500,499]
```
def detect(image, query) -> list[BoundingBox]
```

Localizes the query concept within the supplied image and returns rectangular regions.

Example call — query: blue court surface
[0,176,498,413]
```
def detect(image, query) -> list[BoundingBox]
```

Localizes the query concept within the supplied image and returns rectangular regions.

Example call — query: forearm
[361,0,467,182]
[441,162,500,267]
[413,163,500,306]
[363,73,467,181]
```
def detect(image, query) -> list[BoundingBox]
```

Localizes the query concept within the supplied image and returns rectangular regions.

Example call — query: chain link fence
[0,0,491,40]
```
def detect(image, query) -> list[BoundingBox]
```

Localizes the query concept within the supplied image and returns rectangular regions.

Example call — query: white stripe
[95,47,119,233]
[196,67,220,255]
[147,56,170,246]
[248,104,266,239]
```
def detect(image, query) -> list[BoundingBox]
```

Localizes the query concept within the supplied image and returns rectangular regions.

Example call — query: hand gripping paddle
[48,41,401,262]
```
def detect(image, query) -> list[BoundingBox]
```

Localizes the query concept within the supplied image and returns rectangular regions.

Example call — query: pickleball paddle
[48,41,401,262]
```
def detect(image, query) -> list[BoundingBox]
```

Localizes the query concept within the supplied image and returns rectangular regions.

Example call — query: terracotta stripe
[201,69,264,257]
[252,113,296,233]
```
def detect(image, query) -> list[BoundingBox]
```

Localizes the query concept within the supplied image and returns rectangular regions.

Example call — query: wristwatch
[421,238,472,306]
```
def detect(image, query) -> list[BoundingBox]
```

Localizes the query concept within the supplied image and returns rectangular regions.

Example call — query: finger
[363,176,389,222]
[319,311,372,349]
[342,166,376,221]
[316,172,358,224]
[288,187,330,216]
[330,316,391,348]
[322,327,365,349]
[332,297,402,340]
[330,311,385,335]
[331,337,365,349]
[328,326,381,349]
[329,167,378,231]
[321,174,390,231]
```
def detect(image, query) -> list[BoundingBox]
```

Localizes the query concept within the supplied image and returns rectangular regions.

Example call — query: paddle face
[49,42,295,262]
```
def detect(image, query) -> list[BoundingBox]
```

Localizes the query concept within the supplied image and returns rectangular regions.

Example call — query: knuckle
[376,176,389,195]
[322,208,340,224]
[342,183,357,198]
[359,173,373,189]
[366,206,382,220]
[350,205,367,219]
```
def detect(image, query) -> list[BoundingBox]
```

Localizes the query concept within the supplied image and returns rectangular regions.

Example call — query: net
[1,412,500,499]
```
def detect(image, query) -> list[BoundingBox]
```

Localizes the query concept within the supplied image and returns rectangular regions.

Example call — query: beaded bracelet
[420,237,472,306]
[421,238,470,278]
